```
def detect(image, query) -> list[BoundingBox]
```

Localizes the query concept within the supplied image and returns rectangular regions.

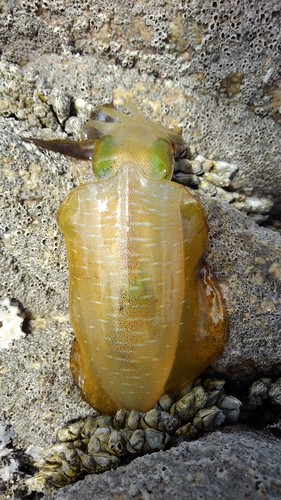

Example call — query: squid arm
[22,137,96,160]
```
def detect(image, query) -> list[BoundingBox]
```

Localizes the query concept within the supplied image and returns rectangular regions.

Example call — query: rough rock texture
[0,0,281,497]
[201,196,281,382]
[44,428,281,500]
[0,0,281,215]
[0,317,93,450]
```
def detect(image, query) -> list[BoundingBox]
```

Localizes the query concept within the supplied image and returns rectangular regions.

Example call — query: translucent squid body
[24,103,227,415]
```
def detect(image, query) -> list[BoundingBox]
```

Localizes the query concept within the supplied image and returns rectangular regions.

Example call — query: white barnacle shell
[193,406,226,430]
[0,298,25,349]
[82,415,99,437]
[175,422,197,438]
[127,410,142,430]
[141,409,162,429]
[218,395,242,422]
[127,429,145,453]
[268,378,281,405]
[143,428,167,453]
[87,435,101,454]
[113,408,129,429]
[154,392,173,412]
[249,378,271,405]
[205,160,238,187]
[106,429,125,456]
[170,386,207,421]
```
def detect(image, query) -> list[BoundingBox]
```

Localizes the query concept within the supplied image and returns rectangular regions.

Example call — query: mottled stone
[0,1,281,496]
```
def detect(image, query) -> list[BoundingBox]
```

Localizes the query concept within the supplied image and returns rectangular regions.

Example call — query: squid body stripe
[101,214,119,220]
[102,339,158,348]
[149,191,168,198]
[131,189,144,196]
[106,354,138,362]
[82,194,118,204]
[106,315,156,322]
[156,280,172,286]
[144,240,170,247]
[116,368,135,372]
[129,207,152,214]
[77,222,103,228]
[130,221,154,226]
[117,331,152,335]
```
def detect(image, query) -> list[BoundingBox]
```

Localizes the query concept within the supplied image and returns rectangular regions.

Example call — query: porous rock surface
[0,0,281,496]
[44,428,281,500]
[0,0,281,215]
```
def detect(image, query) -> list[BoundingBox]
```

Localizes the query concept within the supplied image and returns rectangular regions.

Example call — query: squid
[23,103,227,415]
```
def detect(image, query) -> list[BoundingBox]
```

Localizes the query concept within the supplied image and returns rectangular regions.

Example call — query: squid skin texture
[25,103,227,415]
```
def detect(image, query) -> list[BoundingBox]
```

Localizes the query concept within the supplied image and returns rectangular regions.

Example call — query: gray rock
[0,0,281,216]
[43,428,281,500]
[0,1,281,496]
[200,195,281,382]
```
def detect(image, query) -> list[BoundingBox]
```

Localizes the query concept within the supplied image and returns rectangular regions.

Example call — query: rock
[0,0,281,496]
[200,195,281,383]
[0,0,281,215]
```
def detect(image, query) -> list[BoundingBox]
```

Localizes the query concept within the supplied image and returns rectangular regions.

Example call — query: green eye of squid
[150,139,173,179]
[92,136,115,178]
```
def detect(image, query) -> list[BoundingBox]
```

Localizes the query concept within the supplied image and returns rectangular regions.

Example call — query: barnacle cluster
[173,154,273,224]
[249,377,281,406]
[25,379,241,492]
[0,62,60,130]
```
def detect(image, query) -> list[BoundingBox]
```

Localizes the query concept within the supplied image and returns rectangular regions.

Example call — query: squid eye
[92,136,115,179]
[150,139,173,179]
